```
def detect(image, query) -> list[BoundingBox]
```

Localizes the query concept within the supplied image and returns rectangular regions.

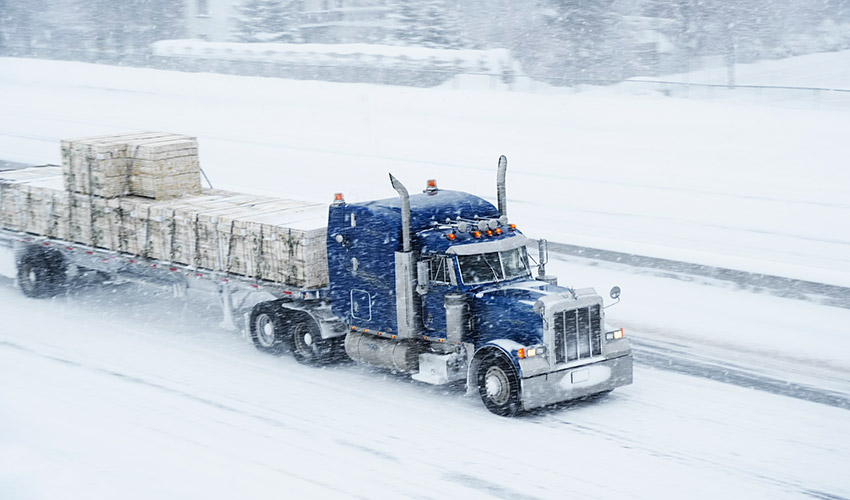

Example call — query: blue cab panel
[326,189,499,334]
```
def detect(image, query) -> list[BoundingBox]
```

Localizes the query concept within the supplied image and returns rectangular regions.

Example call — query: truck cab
[325,157,632,416]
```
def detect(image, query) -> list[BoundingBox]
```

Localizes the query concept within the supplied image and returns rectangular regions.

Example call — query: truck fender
[466,341,525,396]
[276,300,347,340]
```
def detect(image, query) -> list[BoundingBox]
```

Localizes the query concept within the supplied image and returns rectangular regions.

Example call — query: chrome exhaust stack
[389,174,421,338]
[390,173,411,252]
[497,155,508,219]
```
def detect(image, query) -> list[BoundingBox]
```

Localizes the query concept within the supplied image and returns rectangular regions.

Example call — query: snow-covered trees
[233,0,302,43]
[508,0,628,82]
[541,0,625,80]
[388,0,465,48]
[0,0,182,54]
[1,0,849,84]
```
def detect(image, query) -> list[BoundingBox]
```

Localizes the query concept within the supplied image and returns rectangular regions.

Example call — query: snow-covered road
[1,54,849,499]
[0,262,847,500]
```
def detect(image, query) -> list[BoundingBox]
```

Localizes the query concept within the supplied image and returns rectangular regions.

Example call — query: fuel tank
[344,330,422,373]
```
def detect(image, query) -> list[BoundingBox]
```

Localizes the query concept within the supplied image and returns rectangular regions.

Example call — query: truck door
[421,254,456,335]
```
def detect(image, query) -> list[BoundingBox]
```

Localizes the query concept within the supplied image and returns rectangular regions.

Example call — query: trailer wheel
[289,316,331,365]
[17,247,66,298]
[477,353,521,417]
[250,305,286,355]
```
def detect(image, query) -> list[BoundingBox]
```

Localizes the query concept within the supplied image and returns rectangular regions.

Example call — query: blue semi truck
[248,156,632,415]
[2,152,632,416]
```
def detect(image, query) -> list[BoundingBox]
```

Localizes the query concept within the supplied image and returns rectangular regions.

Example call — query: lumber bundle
[61,132,201,200]
[0,166,329,289]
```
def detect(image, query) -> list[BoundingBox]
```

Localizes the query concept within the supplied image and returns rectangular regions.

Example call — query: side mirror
[537,239,549,278]
[416,260,430,295]
[605,286,621,309]
[538,239,549,266]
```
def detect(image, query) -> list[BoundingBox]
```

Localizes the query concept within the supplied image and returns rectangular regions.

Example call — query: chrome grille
[553,305,602,364]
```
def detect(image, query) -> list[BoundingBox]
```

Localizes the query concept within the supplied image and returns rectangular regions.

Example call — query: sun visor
[446,235,530,255]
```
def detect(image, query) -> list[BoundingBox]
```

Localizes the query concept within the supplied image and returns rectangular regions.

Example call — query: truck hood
[470,279,561,347]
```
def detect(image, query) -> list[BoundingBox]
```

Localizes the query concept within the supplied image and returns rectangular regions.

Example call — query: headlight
[605,328,625,340]
[516,344,547,359]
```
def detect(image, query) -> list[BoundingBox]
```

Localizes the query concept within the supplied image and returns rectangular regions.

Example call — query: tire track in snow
[631,338,850,410]
[532,403,836,500]
[549,242,850,309]
[0,338,466,500]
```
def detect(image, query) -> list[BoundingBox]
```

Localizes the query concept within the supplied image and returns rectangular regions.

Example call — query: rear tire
[289,315,333,365]
[249,305,286,355]
[477,353,521,417]
[17,247,66,298]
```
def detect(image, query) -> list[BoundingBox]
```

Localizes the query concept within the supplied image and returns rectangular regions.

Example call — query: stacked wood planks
[1,133,330,289]
[61,132,202,200]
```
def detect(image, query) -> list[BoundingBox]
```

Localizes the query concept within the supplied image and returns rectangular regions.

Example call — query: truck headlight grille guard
[552,304,603,364]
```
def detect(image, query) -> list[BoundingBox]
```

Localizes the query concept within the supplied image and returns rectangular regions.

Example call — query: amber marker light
[447,233,456,240]
[517,348,526,359]
[472,231,481,238]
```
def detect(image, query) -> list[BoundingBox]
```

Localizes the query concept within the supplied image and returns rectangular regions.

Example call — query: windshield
[456,247,530,285]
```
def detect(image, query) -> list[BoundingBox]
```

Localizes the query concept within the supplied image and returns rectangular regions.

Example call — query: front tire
[477,353,521,417]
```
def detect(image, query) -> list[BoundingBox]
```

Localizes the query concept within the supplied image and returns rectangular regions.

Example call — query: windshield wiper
[482,254,502,282]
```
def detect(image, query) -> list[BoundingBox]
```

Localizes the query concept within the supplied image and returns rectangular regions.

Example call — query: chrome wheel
[19,262,38,296]
[254,313,277,348]
[250,306,285,354]
[292,322,315,359]
[477,354,521,417]
[484,365,511,406]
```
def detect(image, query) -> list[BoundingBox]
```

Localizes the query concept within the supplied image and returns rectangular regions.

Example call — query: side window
[429,255,453,285]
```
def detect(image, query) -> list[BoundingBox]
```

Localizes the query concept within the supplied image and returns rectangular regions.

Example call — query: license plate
[571,368,589,383]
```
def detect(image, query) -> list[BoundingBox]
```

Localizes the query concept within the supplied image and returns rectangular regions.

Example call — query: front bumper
[520,354,633,411]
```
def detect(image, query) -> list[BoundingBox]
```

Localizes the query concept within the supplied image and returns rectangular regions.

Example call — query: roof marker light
[472,231,481,238]
[333,193,345,205]
[447,233,456,240]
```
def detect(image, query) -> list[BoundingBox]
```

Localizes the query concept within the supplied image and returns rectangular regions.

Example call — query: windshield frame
[455,246,531,286]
